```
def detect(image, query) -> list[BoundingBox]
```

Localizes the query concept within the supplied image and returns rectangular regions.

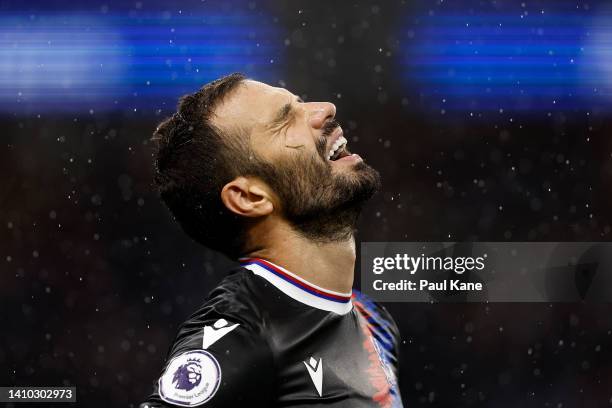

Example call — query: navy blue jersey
[139,258,402,407]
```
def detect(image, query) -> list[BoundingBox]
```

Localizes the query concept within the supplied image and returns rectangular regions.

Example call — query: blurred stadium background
[2,0,612,406]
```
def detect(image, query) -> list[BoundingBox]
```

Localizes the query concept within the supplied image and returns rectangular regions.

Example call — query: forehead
[211,79,294,128]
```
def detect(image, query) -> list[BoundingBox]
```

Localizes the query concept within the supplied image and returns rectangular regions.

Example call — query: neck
[243,221,356,293]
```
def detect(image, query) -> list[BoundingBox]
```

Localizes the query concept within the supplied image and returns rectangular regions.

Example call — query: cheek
[283,126,313,149]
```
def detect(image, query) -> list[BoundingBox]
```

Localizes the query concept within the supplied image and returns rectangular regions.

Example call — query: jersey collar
[239,257,353,315]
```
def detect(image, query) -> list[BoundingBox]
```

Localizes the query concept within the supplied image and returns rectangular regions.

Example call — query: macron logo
[303,356,323,397]
[202,319,239,349]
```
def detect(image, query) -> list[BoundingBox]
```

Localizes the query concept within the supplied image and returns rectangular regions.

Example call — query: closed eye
[269,96,302,130]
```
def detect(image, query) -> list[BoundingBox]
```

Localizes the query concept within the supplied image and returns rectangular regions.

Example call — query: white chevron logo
[303,356,323,397]
[202,319,239,349]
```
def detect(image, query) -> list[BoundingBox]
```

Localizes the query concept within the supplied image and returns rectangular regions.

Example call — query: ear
[220,176,274,218]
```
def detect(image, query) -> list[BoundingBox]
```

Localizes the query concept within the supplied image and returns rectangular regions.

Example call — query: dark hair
[152,72,249,258]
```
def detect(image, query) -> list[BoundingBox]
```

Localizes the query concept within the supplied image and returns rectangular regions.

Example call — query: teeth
[327,136,347,160]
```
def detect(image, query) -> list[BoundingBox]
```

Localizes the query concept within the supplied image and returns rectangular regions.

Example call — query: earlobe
[220,177,273,218]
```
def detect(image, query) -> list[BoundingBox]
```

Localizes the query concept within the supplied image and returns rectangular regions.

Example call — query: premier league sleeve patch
[158,350,221,406]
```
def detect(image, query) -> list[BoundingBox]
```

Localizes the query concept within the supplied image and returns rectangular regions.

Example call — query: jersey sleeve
[139,300,275,407]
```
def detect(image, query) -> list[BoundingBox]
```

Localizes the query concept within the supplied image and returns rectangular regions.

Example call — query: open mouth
[327,135,350,161]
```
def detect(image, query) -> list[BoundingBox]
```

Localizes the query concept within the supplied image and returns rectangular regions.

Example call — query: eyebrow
[270,96,303,128]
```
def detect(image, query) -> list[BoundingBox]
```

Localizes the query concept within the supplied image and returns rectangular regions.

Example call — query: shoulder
[188,266,268,327]
[168,266,274,359]
[140,266,276,407]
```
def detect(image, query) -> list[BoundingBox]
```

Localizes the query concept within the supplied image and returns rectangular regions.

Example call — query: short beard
[251,146,381,243]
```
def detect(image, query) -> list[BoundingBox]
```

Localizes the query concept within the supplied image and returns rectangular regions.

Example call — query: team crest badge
[159,350,221,406]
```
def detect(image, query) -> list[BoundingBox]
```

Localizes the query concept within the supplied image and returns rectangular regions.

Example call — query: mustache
[317,119,341,159]
[322,119,340,138]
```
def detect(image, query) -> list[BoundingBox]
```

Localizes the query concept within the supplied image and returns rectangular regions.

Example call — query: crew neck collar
[239,257,353,315]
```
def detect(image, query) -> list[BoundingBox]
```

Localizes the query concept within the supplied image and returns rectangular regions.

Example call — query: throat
[243,227,357,294]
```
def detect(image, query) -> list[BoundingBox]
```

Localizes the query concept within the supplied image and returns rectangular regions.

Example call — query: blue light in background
[0,10,283,114]
[0,14,125,112]
[401,9,612,112]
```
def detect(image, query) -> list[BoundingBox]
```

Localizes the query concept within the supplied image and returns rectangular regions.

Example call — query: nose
[307,102,336,129]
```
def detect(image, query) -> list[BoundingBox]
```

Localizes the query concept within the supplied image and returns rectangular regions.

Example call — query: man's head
[153,73,380,258]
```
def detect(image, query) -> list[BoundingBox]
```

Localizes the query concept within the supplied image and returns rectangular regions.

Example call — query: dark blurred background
[2,0,612,406]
